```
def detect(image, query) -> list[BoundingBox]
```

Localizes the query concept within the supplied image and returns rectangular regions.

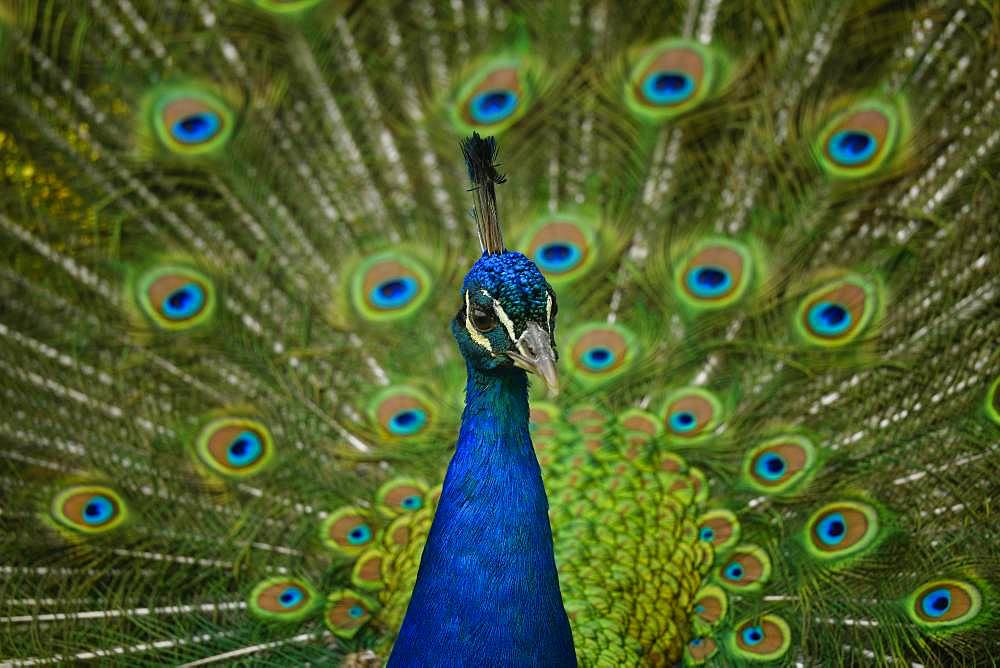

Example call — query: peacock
[0,0,998,665]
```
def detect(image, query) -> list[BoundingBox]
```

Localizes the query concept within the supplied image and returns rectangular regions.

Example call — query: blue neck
[388,364,576,667]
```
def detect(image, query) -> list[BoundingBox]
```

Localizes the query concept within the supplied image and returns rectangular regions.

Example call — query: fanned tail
[0,1,998,666]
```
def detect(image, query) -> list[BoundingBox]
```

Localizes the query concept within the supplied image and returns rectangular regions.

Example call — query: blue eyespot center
[690,638,703,647]
[162,283,205,320]
[922,588,952,618]
[686,266,732,298]
[536,242,582,273]
[828,130,877,166]
[755,452,787,481]
[669,411,698,433]
[470,90,519,125]
[388,408,427,436]
[583,346,616,371]
[348,605,365,619]
[642,71,695,106]
[742,625,764,646]
[278,586,304,608]
[401,495,423,510]
[171,112,221,144]
[808,301,853,336]
[226,431,263,467]
[371,277,418,310]
[724,562,744,580]
[694,604,705,614]
[817,512,847,545]
[699,526,715,542]
[83,495,114,525]
[347,524,372,545]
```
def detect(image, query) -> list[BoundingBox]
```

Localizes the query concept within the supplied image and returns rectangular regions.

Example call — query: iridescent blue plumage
[389,250,574,667]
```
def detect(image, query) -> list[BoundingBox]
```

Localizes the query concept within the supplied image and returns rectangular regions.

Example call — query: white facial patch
[546,292,553,330]
[492,298,517,342]
[465,290,493,353]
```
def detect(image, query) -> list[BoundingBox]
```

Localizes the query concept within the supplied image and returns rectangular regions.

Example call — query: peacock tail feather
[1,0,998,665]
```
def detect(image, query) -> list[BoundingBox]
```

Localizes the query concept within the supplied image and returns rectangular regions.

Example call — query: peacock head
[452,251,559,394]
[453,133,559,393]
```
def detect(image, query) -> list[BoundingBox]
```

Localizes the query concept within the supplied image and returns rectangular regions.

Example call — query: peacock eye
[470,307,498,333]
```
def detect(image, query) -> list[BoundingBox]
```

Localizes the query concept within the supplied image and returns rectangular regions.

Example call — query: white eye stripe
[465,291,493,353]
[546,292,553,328]
[492,299,517,342]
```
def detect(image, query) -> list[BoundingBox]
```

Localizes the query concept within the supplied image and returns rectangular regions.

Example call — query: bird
[388,134,575,667]
[0,1,998,667]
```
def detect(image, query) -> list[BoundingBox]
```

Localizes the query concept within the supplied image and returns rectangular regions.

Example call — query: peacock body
[0,0,999,666]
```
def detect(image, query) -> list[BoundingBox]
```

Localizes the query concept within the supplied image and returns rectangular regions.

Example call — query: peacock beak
[506,321,560,397]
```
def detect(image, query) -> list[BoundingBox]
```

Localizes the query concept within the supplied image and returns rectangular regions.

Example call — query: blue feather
[389,365,575,667]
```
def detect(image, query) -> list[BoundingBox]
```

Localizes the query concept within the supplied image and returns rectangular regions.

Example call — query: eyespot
[249,577,318,622]
[50,486,127,534]
[135,265,216,331]
[325,590,378,638]
[743,435,817,494]
[538,243,579,271]
[172,113,219,144]
[351,549,386,591]
[688,267,730,295]
[451,56,535,134]
[662,388,722,442]
[675,239,754,310]
[372,277,418,309]
[742,626,763,645]
[686,636,718,663]
[369,386,434,438]
[194,418,274,478]
[351,252,432,322]
[471,90,518,125]
[907,579,982,629]
[625,39,722,121]
[809,302,852,335]
[376,478,428,517]
[731,615,791,661]
[320,507,376,556]
[717,545,770,591]
[567,323,635,385]
[814,100,906,178]
[691,585,728,627]
[816,512,848,544]
[829,130,876,164]
[585,347,614,369]
[520,215,598,285]
[795,275,878,347]
[251,0,325,13]
[986,376,1000,425]
[805,501,881,561]
[150,86,234,155]
[696,509,740,552]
